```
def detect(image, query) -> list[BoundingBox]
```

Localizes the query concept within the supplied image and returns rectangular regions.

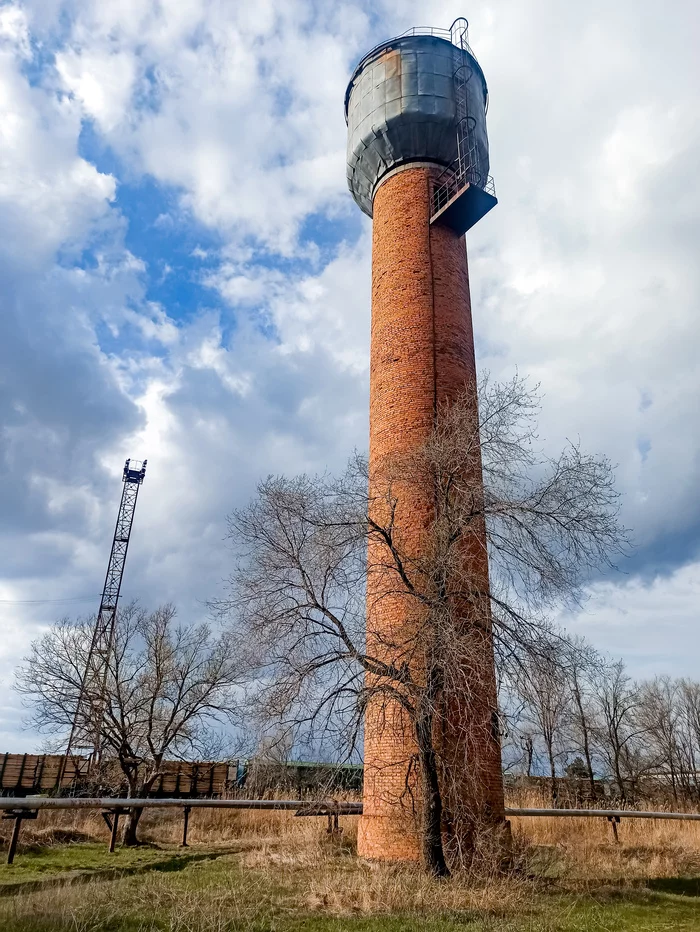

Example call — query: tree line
[502,640,700,808]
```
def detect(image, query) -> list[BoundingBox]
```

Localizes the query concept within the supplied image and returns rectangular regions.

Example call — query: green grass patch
[1,842,700,931]
[0,841,241,896]
[0,842,177,882]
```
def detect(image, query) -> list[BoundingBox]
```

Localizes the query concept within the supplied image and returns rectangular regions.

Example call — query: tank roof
[344,26,488,123]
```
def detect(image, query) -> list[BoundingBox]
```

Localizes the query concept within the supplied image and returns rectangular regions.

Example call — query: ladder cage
[431,18,496,224]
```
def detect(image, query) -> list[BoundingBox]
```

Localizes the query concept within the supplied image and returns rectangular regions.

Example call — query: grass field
[2,805,700,930]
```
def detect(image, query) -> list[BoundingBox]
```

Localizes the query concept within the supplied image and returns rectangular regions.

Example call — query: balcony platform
[430,182,497,236]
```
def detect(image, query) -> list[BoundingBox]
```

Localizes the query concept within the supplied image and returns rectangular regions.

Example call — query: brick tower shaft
[345,22,504,862]
[357,165,505,861]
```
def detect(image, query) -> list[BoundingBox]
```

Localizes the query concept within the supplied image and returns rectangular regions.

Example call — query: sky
[0,0,699,752]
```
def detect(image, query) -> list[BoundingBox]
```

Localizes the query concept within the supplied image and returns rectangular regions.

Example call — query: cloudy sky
[0,0,698,751]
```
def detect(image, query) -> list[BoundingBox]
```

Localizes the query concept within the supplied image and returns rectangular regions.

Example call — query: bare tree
[516,649,571,805]
[15,602,240,844]
[214,376,627,874]
[590,660,648,803]
[677,680,700,803]
[637,677,684,804]
[564,636,604,801]
[509,658,700,808]
[632,678,700,806]
[497,684,539,779]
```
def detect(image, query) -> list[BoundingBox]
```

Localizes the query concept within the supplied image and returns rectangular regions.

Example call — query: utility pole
[63,459,147,778]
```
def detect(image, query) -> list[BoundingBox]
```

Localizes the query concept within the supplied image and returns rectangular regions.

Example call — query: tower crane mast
[64,458,147,772]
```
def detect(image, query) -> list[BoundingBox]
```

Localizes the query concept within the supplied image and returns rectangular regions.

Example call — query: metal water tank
[345,25,490,219]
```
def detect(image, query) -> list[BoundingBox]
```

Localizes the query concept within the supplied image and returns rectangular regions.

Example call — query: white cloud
[0,51,115,265]
[56,48,137,134]
[558,562,700,680]
[46,0,369,253]
[1,0,700,751]
[0,4,30,57]
[207,230,372,372]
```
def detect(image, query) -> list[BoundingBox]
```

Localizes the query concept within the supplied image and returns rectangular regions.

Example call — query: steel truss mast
[64,459,147,769]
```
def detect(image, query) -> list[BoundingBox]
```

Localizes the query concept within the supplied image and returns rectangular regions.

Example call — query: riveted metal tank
[345,27,490,218]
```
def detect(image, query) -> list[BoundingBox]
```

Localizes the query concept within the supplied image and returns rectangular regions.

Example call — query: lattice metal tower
[64,459,147,770]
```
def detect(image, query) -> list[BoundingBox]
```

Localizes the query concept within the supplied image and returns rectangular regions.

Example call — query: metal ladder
[431,17,493,219]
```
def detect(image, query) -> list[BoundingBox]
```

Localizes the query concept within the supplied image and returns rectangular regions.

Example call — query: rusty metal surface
[345,33,489,217]
[0,797,363,813]
[507,808,700,821]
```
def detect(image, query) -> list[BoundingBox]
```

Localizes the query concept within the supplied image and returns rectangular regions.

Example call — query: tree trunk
[121,773,148,847]
[687,746,699,804]
[419,746,449,877]
[122,807,143,847]
[120,766,161,847]
[525,736,534,778]
[583,745,596,802]
[668,752,679,805]
[572,683,597,800]
[612,747,627,804]
[547,742,558,807]
[416,708,449,878]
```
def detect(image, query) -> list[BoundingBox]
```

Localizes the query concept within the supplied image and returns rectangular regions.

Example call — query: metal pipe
[2,798,700,822]
[0,798,363,813]
[506,807,700,821]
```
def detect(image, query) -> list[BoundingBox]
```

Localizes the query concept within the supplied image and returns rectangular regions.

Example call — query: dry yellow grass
[502,788,700,883]
[3,788,700,886]
[0,814,535,930]
[3,796,700,931]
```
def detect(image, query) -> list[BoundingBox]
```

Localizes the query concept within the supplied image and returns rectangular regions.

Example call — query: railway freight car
[1,753,363,799]
[0,753,239,798]
[0,753,89,796]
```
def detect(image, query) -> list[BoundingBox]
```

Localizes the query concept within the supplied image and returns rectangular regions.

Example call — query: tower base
[357,814,421,862]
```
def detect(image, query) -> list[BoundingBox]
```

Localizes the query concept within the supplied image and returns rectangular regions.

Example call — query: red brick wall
[358,165,505,862]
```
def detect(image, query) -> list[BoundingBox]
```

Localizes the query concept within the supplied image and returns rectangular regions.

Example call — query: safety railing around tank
[344,18,482,122]
[396,20,476,61]
[397,25,452,37]
[432,160,496,218]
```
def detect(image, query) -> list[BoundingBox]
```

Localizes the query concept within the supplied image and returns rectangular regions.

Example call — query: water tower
[345,20,505,861]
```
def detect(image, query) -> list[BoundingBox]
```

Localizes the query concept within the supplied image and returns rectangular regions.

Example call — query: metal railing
[0,797,362,812]
[396,19,476,61]
[432,163,496,217]
[429,16,493,222]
